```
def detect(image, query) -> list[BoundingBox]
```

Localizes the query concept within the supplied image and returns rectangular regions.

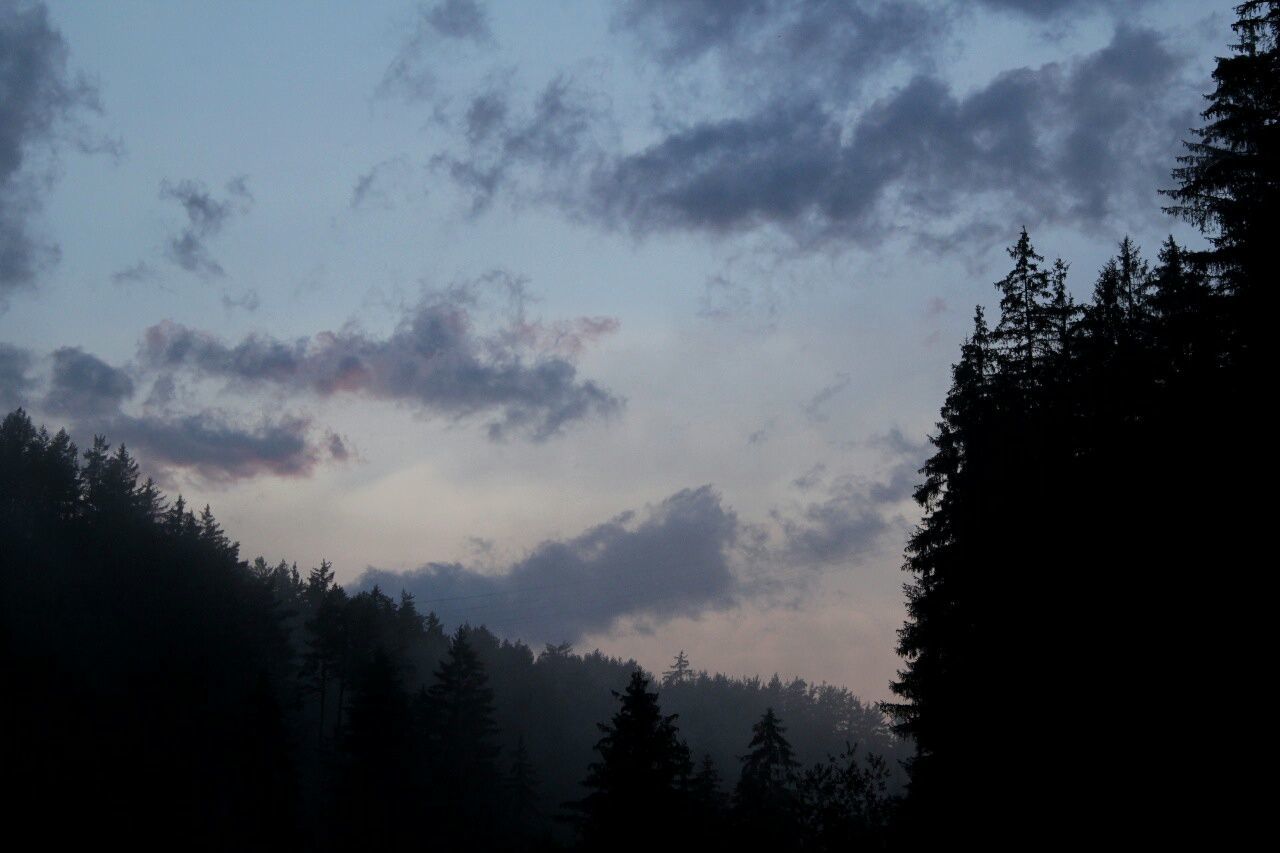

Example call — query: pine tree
[690,753,724,812]
[333,647,414,848]
[503,734,541,840]
[576,670,692,848]
[1151,236,1216,375]
[1164,1,1279,309]
[735,708,799,805]
[991,228,1055,389]
[662,649,693,688]
[424,626,501,843]
[733,708,801,851]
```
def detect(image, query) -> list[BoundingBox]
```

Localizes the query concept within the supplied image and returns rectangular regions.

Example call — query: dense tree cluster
[0,414,900,850]
[889,2,1275,846]
[573,670,896,852]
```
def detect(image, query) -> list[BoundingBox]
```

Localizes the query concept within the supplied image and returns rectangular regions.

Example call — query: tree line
[0,410,902,850]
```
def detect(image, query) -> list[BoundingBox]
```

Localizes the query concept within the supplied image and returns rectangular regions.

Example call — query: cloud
[433,74,614,214]
[219,289,260,312]
[975,0,1150,19]
[802,373,851,423]
[360,485,740,643]
[430,18,1188,247]
[159,176,252,277]
[350,156,416,210]
[615,0,942,100]
[43,346,134,416]
[105,411,332,483]
[110,260,157,285]
[358,425,930,644]
[0,342,33,409]
[776,480,891,567]
[379,0,493,102]
[0,1,104,300]
[791,462,827,491]
[424,0,491,42]
[583,25,1187,243]
[30,345,339,482]
[140,275,622,441]
[775,431,925,568]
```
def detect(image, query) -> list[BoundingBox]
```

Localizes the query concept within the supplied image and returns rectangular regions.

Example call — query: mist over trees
[0,409,902,849]
[1,2,1273,850]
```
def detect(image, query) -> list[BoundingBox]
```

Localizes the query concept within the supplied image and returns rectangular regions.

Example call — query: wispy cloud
[140,274,622,441]
[158,176,253,278]
[0,1,109,300]
[32,346,341,483]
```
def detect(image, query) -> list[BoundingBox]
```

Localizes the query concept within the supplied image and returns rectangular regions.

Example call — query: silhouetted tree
[662,649,693,687]
[1165,0,1279,317]
[575,670,692,850]
[332,648,414,848]
[424,625,501,845]
[796,744,895,852]
[733,708,800,850]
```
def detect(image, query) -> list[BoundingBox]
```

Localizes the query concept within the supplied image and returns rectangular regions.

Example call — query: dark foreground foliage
[888,3,1275,848]
[0,412,901,850]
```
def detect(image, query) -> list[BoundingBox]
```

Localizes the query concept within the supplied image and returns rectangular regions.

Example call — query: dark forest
[1,2,1274,850]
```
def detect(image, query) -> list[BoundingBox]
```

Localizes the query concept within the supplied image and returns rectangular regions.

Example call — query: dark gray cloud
[581,25,1188,243]
[0,1,102,299]
[0,342,33,408]
[777,480,891,567]
[776,428,926,567]
[30,345,339,482]
[106,411,330,483]
[379,0,493,101]
[616,0,942,100]
[976,0,1150,19]
[358,428,927,642]
[434,75,613,213]
[357,422,928,641]
[140,277,622,441]
[43,346,134,416]
[158,176,252,277]
[360,485,739,643]
[425,0,491,42]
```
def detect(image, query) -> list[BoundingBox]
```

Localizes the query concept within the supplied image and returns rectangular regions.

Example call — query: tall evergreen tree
[332,648,414,848]
[733,708,801,852]
[423,626,501,844]
[991,228,1055,389]
[1164,0,1279,313]
[662,649,693,688]
[575,670,692,849]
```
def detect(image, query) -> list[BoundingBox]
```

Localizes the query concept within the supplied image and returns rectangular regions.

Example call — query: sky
[0,0,1228,700]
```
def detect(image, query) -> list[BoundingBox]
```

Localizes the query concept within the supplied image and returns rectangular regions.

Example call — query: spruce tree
[1164,1,1279,309]
[576,670,692,848]
[733,708,801,851]
[424,626,501,843]
[662,649,693,688]
[991,228,1055,389]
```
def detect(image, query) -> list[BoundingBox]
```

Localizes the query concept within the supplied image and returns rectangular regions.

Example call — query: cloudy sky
[0,0,1226,700]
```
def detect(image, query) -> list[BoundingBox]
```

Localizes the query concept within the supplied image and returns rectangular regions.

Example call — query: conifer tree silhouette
[575,670,691,849]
